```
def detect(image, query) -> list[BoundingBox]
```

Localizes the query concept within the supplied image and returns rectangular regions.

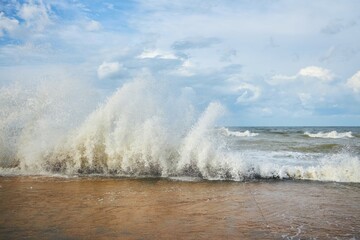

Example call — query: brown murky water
[0,176,359,239]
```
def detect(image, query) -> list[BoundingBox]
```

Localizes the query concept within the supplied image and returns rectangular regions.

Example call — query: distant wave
[304,131,353,139]
[221,128,259,137]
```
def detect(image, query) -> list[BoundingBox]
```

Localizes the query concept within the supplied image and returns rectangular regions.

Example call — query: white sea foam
[276,154,360,183]
[0,79,359,183]
[221,128,259,137]
[304,131,353,139]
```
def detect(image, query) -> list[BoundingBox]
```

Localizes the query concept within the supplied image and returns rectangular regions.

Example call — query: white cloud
[175,60,195,76]
[97,61,122,79]
[346,71,360,93]
[269,74,297,85]
[236,83,261,104]
[269,66,334,85]
[18,0,51,31]
[85,20,101,32]
[0,12,19,37]
[298,66,334,81]
[138,49,178,60]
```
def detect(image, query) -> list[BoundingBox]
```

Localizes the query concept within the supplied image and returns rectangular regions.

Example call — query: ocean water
[0,79,359,182]
[1,79,360,239]
[217,126,360,182]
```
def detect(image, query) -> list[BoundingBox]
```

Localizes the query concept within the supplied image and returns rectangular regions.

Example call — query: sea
[0,80,359,238]
[215,126,360,182]
[1,126,359,182]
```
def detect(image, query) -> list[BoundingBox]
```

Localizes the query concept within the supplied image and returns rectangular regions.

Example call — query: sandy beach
[0,176,359,239]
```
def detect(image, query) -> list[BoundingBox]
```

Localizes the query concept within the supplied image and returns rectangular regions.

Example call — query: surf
[220,127,259,137]
[0,78,360,183]
[304,131,353,139]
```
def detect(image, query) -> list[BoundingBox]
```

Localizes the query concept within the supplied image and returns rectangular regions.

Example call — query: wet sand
[0,176,359,239]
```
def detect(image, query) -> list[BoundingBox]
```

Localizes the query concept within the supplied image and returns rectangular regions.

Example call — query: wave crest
[221,128,259,137]
[304,131,353,139]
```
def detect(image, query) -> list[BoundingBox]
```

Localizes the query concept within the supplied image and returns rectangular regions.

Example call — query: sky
[0,0,360,126]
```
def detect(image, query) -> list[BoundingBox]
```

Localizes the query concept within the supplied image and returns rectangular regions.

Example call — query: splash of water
[0,79,230,178]
[1,78,359,182]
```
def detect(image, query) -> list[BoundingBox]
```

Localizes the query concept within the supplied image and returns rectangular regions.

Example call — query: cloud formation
[138,50,178,60]
[0,0,360,125]
[97,61,123,79]
[236,83,261,104]
[18,0,51,31]
[298,66,334,82]
[0,12,19,37]
[347,71,360,93]
[270,66,334,85]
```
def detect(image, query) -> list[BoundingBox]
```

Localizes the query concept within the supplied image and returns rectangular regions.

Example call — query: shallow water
[0,176,359,239]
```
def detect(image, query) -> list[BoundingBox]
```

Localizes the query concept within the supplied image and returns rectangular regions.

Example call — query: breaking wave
[304,131,353,139]
[0,79,359,183]
[220,128,259,137]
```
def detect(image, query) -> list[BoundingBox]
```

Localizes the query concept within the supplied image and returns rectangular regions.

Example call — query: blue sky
[0,0,360,126]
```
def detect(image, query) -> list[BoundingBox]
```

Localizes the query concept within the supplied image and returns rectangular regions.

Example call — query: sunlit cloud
[0,12,19,37]
[97,61,123,79]
[18,0,51,32]
[269,66,334,85]
[347,71,360,93]
[137,49,178,60]
[298,66,334,82]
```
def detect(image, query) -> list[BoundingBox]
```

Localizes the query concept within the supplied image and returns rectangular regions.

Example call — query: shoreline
[1,176,359,239]
[2,173,360,184]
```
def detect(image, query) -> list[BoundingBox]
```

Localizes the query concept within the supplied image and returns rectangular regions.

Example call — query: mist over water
[1,78,359,182]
